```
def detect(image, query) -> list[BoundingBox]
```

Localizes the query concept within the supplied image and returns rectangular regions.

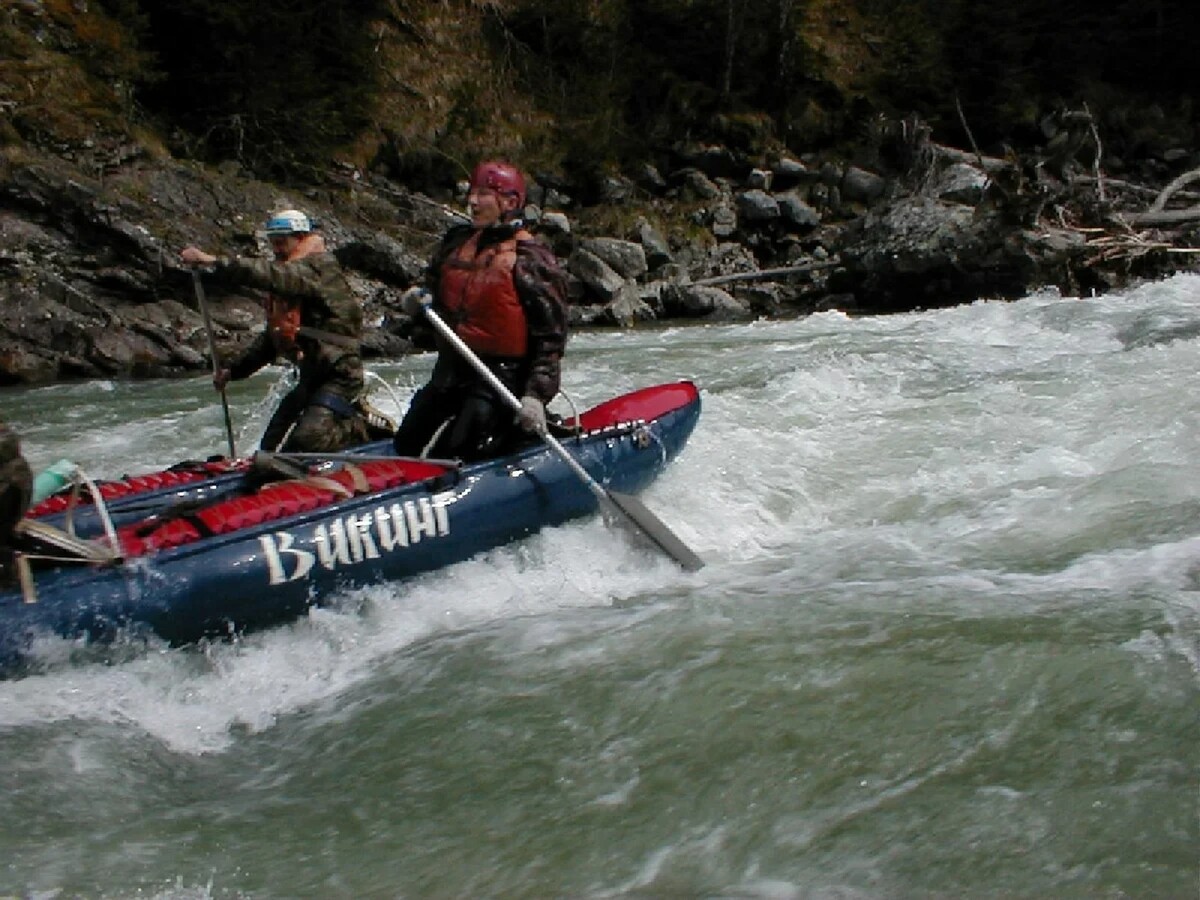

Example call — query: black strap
[311,391,358,419]
[296,325,359,349]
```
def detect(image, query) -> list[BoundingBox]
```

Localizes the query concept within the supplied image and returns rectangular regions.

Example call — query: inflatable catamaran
[1,381,702,674]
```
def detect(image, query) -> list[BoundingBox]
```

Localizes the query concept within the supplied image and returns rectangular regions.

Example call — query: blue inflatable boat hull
[0,382,701,673]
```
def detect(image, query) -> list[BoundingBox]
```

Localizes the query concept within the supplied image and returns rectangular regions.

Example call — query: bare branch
[1083,101,1104,203]
[954,93,986,170]
[1148,167,1200,213]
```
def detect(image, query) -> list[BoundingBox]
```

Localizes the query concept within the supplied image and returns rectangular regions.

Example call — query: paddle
[191,269,237,458]
[260,451,461,468]
[409,295,703,571]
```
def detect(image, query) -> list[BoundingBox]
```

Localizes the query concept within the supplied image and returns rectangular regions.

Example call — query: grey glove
[517,395,547,434]
[401,286,432,317]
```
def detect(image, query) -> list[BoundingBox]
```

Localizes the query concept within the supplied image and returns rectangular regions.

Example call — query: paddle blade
[606,491,705,572]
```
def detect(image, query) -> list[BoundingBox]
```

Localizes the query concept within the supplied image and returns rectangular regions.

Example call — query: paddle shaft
[191,270,237,458]
[418,302,702,570]
[264,452,461,468]
[421,307,608,500]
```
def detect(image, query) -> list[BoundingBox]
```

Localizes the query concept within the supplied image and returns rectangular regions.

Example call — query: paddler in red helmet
[392,160,569,461]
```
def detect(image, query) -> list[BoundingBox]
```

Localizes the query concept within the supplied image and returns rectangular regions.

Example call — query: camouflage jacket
[214,251,364,394]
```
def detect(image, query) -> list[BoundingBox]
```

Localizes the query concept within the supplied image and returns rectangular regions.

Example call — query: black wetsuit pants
[393,358,525,462]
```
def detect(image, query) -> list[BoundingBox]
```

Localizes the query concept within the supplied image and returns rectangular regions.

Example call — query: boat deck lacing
[26,457,246,518]
[13,475,124,604]
[116,458,450,558]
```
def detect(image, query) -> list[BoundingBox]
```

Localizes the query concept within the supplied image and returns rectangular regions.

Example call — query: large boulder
[660,283,750,321]
[567,247,625,301]
[579,237,648,280]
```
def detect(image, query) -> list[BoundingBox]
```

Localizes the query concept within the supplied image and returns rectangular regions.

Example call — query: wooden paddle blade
[606,491,705,572]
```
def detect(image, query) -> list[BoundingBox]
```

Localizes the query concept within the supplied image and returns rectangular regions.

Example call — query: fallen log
[691,261,839,287]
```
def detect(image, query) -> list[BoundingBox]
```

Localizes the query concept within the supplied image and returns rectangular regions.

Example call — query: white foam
[4,274,1198,748]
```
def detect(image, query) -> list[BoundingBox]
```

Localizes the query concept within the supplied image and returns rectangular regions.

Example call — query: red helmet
[470,161,526,208]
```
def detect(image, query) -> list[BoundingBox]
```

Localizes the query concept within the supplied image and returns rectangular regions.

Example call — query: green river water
[1,276,1197,898]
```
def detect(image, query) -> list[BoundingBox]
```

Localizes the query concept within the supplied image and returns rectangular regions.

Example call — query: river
[1,274,1197,897]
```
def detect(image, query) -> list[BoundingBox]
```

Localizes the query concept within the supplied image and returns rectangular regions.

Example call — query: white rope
[365,369,406,418]
[554,389,584,436]
[75,468,123,558]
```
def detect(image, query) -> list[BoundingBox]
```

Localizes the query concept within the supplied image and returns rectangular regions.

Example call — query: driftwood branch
[1148,167,1200,213]
[1126,208,1200,225]
[691,261,838,287]
[1081,227,1200,265]
[1122,167,1200,225]
[931,143,1010,174]
[1073,175,1198,201]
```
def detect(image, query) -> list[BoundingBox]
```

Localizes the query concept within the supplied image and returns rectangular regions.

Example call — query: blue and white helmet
[264,209,312,237]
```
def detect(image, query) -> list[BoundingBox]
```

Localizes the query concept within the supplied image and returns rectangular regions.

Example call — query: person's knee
[445,393,512,460]
[282,406,353,453]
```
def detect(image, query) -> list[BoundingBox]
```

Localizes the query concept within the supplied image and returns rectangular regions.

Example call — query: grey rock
[567,248,625,301]
[540,211,572,238]
[711,205,738,238]
[636,219,673,269]
[598,174,636,204]
[580,237,648,280]
[680,169,722,201]
[544,188,573,209]
[776,192,821,231]
[771,157,813,190]
[736,189,780,224]
[660,283,750,321]
[746,168,772,190]
[335,233,425,286]
[635,163,668,192]
[818,161,843,186]
[841,166,887,203]
[930,162,989,205]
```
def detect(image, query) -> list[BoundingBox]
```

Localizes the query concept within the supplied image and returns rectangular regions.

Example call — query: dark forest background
[3,0,1196,191]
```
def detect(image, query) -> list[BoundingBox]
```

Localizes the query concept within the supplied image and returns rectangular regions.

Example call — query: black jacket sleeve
[513,239,569,403]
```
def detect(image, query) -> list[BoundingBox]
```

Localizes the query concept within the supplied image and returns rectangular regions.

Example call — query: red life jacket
[439,229,530,359]
[266,295,302,351]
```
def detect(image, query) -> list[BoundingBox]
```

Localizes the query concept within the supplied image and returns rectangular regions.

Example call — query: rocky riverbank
[1,112,1197,386]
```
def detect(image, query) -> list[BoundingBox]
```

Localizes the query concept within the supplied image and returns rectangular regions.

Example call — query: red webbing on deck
[26,459,249,518]
[116,459,449,557]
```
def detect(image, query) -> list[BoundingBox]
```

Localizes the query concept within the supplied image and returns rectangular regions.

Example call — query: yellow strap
[341,464,370,495]
[17,553,36,604]
[14,519,117,563]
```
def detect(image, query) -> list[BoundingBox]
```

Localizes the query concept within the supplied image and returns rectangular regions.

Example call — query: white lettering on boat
[258,490,454,585]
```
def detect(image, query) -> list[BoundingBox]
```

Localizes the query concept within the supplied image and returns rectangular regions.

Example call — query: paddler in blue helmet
[181,209,375,453]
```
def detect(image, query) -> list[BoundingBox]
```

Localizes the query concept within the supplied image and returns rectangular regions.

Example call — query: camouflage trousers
[275,400,371,453]
[0,454,32,544]
[260,385,371,453]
